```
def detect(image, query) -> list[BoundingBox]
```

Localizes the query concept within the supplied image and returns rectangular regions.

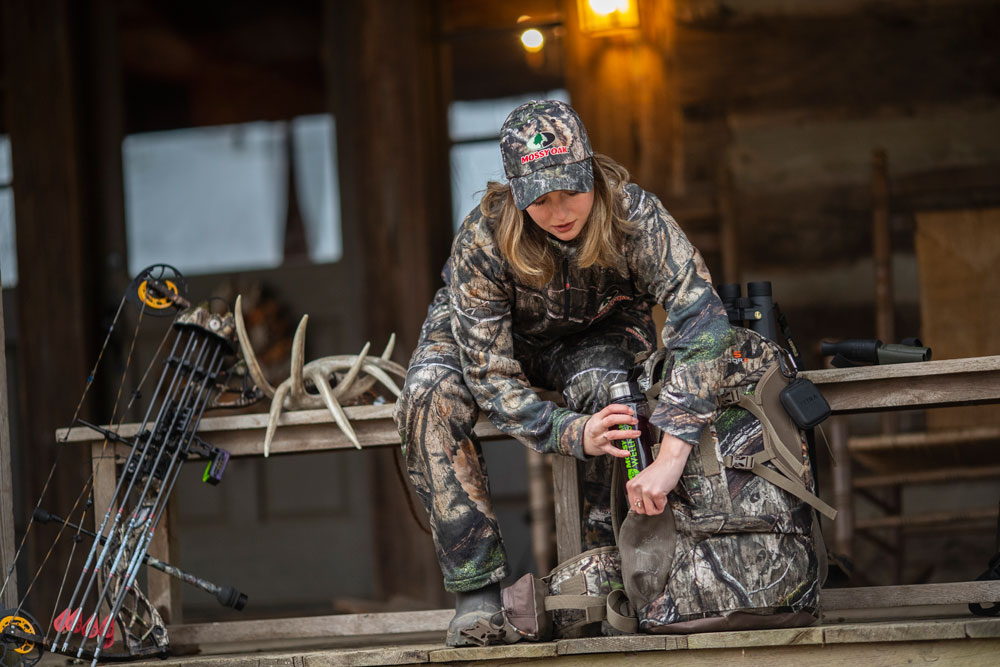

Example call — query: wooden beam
[822,581,1000,610]
[673,4,1000,114]
[168,608,453,647]
[800,356,1000,414]
[848,426,1000,452]
[854,465,1000,488]
[856,508,998,531]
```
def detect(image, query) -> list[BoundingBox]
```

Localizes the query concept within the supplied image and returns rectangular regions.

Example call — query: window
[123,115,341,277]
[0,135,16,287]
[448,90,569,230]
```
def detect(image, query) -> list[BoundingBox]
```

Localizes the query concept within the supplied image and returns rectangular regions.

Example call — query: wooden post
[871,148,902,582]
[830,417,853,561]
[553,457,582,563]
[872,149,894,347]
[526,449,554,574]
[325,0,452,607]
[2,0,100,618]
[0,271,16,609]
[563,0,682,199]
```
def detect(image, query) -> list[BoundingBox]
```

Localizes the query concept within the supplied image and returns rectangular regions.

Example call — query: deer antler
[236,296,405,457]
[234,295,275,398]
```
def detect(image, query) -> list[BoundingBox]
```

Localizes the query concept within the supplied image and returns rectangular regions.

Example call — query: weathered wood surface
[169,609,454,646]
[58,405,506,456]
[124,617,1000,666]
[161,582,1000,652]
[800,356,1000,413]
[823,581,1000,610]
[553,456,582,564]
[57,354,1000,450]
[855,508,999,531]
[853,465,1000,489]
[849,426,1000,452]
[915,208,1000,431]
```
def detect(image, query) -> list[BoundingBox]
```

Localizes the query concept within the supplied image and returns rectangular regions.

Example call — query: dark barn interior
[1,0,999,663]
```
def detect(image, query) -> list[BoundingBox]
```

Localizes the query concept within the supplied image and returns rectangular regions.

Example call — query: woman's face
[525,189,595,242]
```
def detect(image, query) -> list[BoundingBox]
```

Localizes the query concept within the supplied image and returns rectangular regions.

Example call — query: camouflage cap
[500,100,594,210]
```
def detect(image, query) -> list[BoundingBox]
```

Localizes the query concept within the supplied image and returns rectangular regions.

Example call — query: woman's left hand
[625,432,692,515]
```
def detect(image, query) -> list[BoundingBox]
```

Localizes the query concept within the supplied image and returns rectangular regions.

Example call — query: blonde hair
[480,153,633,289]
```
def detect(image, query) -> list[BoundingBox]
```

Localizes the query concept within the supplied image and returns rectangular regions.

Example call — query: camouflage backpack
[613,326,835,633]
[501,326,834,641]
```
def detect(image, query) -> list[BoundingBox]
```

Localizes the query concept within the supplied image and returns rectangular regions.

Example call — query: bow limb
[308,368,362,450]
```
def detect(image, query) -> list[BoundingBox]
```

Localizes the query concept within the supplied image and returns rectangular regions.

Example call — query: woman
[394,100,734,646]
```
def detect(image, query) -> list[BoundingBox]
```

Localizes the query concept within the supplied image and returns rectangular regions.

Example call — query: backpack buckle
[730,455,754,470]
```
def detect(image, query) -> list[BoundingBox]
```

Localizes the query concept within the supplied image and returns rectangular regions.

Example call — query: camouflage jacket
[446,182,734,460]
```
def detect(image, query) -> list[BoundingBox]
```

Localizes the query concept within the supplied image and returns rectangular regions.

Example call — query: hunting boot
[446,583,514,646]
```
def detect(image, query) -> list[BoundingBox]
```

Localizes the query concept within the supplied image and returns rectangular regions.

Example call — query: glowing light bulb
[521,28,544,53]
[588,0,618,16]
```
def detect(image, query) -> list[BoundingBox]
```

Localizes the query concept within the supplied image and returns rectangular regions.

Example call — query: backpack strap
[720,361,838,521]
[606,589,639,633]
[541,590,639,633]
[543,594,607,624]
[734,365,806,479]
[724,452,837,520]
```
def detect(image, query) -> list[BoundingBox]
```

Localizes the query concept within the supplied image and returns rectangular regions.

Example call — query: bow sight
[0,264,250,666]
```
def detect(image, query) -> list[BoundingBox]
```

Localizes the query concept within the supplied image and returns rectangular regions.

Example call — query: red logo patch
[520,145,569,164]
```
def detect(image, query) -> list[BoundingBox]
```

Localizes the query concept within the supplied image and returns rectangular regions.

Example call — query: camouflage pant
[394,288,655,592]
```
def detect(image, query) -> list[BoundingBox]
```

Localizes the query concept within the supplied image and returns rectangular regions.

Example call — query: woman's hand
[625,432,692,516]
[582,404,640,458]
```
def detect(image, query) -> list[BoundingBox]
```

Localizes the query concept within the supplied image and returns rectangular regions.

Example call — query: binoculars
[717,281,777,343]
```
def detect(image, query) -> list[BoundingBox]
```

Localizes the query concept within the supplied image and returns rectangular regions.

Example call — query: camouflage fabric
[500,100,594,210]
[448,182,734,456]
[545,546,624,639]
[396,179,733,594]
[395,289,653,592]
[622,327,821,630]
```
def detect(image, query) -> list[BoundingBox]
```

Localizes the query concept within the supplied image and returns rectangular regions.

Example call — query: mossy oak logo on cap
[521,131,568,164]
[530,132,555,149]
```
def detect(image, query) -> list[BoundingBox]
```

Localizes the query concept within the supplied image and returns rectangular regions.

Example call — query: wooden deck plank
[685,626,822,649]
[555,635,676,654]
[822,618,968,643]
[429,643,558,662]
[169,610,453,647]
[123,617,1000,667]
[965,618,1000,638]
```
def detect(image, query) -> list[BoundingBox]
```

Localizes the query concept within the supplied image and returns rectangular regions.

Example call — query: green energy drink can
[609,379,655,480]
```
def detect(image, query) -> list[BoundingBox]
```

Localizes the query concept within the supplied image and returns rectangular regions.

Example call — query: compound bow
[0,264,254,666]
